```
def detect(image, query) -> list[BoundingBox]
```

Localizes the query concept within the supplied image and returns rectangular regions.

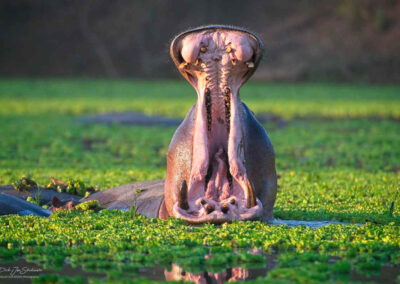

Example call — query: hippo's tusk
[178,180,189,210]
[246,180,256,208]
[179,62,188,70]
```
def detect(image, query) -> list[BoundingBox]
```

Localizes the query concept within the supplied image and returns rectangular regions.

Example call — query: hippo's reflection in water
[163,251,276,283]
[165,264,251,283]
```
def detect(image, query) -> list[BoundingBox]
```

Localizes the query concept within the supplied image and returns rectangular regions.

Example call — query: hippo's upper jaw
[166,25,269,224]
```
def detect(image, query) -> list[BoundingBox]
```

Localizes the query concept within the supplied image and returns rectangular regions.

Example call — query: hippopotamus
[0,25,277,224]
[160,25,277,223]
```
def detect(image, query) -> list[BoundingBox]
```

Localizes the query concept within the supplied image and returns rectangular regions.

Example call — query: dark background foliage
[1,0,399,82]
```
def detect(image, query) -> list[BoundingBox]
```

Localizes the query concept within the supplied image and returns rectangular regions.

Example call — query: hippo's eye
[200,46,207,53]
[226,46,232,53]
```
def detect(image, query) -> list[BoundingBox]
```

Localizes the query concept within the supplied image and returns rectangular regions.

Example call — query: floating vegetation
[0,211,399,282]
[10,176,96,198]
[13,176,37,191]
[46,177,96,197]
[0,79,399,282]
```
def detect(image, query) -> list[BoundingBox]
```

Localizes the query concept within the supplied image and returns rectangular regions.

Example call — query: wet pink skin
[163,26,277,224]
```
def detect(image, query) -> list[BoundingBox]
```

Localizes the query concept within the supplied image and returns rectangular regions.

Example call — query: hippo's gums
[0,25,277,224]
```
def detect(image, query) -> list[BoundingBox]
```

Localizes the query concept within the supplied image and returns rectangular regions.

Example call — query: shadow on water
[76,112,287,129]
[0,258,106,284]
[350,265,400,284]
[269,219,360,228]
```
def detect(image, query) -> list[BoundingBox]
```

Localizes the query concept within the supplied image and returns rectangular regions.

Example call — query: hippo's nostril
[200,199,206,205]
[200,46,207,53]
[221,203,229,213]
[230,198,236,205]
[205,203,214,214]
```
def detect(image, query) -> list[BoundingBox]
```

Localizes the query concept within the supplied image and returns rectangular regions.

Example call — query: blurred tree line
[1,0,399,82]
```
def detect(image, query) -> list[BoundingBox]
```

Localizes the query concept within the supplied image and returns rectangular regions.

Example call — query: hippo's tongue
[171,28,262,223]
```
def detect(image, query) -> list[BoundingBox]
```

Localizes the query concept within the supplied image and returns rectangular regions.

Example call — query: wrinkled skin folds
[162,25,277,224]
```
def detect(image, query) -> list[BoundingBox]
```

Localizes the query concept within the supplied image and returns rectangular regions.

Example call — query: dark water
[0,259,105,284]
[350,265,400,284]
[0,257,277,283]
[1,257,399,283]
[269,219,356,228]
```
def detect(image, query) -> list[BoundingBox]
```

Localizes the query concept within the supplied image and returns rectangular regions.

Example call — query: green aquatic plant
[46,177,96,197]
[0,79,399,282]
[0,211,399,282]
[75,200,101,211]
[13,176,37,191]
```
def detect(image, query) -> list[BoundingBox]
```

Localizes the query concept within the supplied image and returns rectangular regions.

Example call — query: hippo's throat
[173,30,262,223]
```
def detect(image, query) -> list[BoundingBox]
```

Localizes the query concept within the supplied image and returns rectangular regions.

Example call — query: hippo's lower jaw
[172,198,263,224]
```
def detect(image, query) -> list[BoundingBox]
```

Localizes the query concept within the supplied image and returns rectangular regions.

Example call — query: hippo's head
[170,25,264,90]
[163,25,275,224]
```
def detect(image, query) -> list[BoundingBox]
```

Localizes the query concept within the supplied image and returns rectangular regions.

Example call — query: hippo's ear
[170,32,194,84]
[51,196,63,207]
[238,31,264,84]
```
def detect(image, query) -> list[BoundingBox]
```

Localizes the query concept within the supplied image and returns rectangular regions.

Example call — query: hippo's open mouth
[171,146,263,224]
[169,26,265,223]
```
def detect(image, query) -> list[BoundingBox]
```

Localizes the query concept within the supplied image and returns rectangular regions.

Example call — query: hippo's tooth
[246,61,255,68]
[246,180,256,208]
[179,62,188,69]
[178,180,189,210]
